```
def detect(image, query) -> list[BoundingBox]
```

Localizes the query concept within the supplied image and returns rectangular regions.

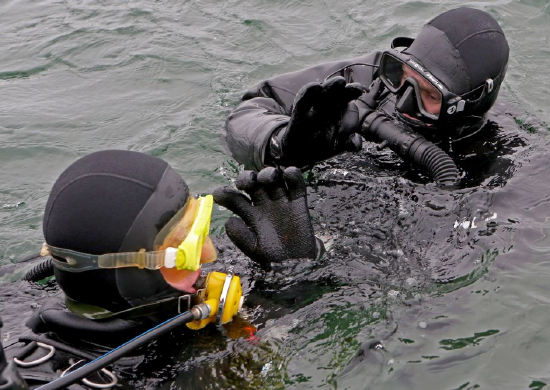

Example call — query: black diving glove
[213,167,323,268]
[269,76,363,168]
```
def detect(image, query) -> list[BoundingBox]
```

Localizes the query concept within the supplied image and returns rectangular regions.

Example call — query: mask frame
[379,48,498,127]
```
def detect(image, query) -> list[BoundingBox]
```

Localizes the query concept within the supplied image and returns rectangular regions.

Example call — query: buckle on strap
[178,295,191,313]
[66,293,199,320]
[14,341,55,367]
[61,360,118,389]
[216,273,234,326]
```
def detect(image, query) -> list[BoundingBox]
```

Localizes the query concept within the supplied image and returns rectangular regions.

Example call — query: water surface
[1,0,550,389]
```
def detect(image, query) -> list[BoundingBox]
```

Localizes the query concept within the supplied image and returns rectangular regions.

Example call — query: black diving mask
[378,49,495,128]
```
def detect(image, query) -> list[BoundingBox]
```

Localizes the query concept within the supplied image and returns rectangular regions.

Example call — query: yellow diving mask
[44,195,214,273]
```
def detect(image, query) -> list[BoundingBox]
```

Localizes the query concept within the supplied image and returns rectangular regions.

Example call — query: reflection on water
[1,0,550,389]
[439,329,500,351]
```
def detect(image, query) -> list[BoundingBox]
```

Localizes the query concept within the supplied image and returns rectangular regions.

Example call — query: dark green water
[1,0,550,389]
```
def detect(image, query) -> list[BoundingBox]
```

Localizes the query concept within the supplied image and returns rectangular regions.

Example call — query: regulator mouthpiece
[186,271,243,330]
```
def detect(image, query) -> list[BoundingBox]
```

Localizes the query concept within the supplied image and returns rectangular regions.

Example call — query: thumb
[359,78,385,108]
[224,217,258,259]
[213,186,254,225]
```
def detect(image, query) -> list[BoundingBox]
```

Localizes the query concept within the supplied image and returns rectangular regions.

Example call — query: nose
[396,86,418,115]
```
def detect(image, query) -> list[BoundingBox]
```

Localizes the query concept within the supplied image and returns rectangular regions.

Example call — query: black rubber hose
[37,309,198,390]
[22,258,54,282]
[362,112,460,186]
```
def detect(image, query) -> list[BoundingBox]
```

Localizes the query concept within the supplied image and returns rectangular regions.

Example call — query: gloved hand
[269,76,363,168]
[213,167,323,268]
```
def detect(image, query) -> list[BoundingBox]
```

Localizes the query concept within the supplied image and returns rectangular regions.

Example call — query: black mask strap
[391,37,414,49]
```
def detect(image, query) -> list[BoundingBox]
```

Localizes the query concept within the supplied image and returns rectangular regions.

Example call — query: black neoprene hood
[43,150,190,311]
[377,7,510,138]
[404,7,509,97]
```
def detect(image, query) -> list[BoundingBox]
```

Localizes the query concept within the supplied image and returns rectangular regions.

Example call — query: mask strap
[391,37,414,49]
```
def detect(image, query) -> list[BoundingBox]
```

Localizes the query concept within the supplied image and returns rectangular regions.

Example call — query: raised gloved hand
[213,167,323,268]
[269,76,363,168]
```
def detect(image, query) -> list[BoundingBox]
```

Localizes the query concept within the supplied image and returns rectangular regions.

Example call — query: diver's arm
[224,97,290,171]
[222,53,380,170]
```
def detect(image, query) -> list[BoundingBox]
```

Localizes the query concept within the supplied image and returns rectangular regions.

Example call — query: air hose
[35,310,198,390]
[22,258,54,283]
[362,112,460,186]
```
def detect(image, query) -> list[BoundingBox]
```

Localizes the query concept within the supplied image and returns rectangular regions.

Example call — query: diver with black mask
[0,150,321,389]
[222,7,510,186]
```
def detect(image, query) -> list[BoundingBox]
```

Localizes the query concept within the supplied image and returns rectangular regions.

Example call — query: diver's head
[378,7,509,140]
[43,150,217,315]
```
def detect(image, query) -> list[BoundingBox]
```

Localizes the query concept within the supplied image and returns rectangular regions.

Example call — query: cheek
[160,268,201,293]
[431,101,442,115]
[422,97,441,115]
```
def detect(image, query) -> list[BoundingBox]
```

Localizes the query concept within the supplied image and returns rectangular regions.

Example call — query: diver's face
[401,65,442,116]
[157,197,217,293]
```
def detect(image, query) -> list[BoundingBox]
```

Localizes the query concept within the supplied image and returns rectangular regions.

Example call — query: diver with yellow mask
[0,149,321,389]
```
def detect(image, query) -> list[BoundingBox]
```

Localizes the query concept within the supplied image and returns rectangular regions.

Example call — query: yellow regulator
[186,271,243,330]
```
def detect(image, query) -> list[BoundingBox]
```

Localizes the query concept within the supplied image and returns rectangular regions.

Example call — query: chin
[160,268,202,293]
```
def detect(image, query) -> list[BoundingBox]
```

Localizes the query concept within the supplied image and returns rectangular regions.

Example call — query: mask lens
[380,54,405,91]
[381,53,443,120]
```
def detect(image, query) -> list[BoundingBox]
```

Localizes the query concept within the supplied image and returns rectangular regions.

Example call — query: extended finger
[235,170,258,192]
[257,167,287,201]
[321,76,352,110]
[321,76,347,100]
[282,167,307,201]
[344,82,364,101]
[235,171,269,204]
[293,82,323,114]
[368,78,385,98]
[235,170,270,204]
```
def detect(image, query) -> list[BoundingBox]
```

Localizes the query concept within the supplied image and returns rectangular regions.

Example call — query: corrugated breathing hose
[362,111,460,186]
[22,258,54,283]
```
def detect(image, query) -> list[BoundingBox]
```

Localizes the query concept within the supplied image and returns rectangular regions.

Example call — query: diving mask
[44,195,215,273]
[378,50,497,127]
